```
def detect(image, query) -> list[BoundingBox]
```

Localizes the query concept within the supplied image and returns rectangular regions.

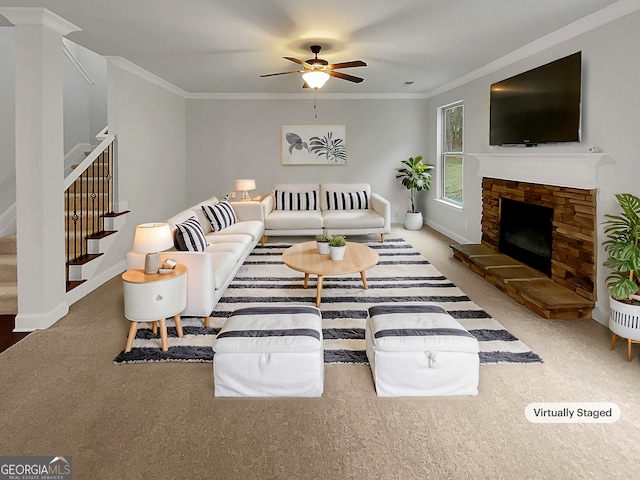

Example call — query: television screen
[489,52,582,146]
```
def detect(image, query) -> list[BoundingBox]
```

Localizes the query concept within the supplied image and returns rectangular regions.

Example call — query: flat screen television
[489,52,582,146]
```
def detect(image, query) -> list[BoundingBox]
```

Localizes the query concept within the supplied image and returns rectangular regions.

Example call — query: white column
[0,8,80,330]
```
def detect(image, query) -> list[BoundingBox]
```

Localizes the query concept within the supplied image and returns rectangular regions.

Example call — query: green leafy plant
[329,235,346,247]
[396,155,434,213]
[315,233,330,242]
[603,193,640,302]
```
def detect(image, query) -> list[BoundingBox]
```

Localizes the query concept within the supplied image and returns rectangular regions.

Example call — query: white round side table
[122,264,187,352]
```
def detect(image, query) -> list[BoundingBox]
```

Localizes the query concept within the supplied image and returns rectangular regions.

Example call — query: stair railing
[63,131,115,272]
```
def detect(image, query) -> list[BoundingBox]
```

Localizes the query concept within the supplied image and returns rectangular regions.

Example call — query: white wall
[186,98,429,222]
[422,10,640,324]
[104,59,187,274]
[63,40,107,153]
[63,43,90,153]
[0,27,15,217]
[82,45,108,141]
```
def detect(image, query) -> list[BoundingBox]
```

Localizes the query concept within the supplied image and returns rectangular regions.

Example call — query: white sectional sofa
[126,196,264,325]
[261,183,391,244]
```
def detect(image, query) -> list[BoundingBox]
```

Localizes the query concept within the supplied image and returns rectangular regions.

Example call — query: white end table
[122,264,187,352]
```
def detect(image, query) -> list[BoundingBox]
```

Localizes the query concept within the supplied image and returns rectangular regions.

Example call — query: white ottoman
[366,304,479,397]
[212,305,324,397]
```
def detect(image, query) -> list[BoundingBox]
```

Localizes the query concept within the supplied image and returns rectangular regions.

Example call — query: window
[440,102,464,206]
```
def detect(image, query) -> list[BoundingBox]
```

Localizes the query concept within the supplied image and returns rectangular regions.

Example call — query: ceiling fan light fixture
[302,70,330,90]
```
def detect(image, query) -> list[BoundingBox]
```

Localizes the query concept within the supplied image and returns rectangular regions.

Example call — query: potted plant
[396,155,434,230]
[329,235,347,261]
[602,193,640,360]
[315,233,330,254]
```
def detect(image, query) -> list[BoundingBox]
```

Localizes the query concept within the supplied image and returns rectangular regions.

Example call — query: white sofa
[126,197,264,326]
[261,183,391,244]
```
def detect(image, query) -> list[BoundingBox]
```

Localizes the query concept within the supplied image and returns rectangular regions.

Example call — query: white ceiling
[0,0,627,95]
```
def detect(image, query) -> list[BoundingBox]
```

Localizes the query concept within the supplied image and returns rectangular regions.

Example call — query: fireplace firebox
[499,198,553,275]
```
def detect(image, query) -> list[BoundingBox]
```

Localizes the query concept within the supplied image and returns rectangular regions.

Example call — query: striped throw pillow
[175,216,207,252]
[325,190,370,210]
[202,200,238,232]
[274,190,319,211]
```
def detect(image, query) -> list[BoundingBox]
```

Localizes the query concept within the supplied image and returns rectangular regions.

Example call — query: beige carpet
[1,225,639,479]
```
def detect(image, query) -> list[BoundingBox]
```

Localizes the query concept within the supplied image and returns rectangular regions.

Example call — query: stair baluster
[64,136,116,290]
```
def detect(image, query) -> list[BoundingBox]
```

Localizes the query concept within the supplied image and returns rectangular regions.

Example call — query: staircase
[0,131,129,316]
[65,136,129,291]
[0,234,17,315]
[66,212,129,291]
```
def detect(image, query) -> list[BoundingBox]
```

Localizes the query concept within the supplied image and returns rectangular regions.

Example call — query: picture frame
[281,125,347,166]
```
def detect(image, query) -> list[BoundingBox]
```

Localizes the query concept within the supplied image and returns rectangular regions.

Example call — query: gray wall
[423,10,640,324]
[104,59,187,274]
[186,98,428,223]
[63,40,107,152]
[0,27,15,217]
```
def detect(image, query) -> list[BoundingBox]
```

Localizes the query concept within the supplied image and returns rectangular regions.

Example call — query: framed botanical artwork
[281,125,347,166]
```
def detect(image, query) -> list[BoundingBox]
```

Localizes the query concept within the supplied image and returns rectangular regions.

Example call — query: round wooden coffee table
[282,241,379,307]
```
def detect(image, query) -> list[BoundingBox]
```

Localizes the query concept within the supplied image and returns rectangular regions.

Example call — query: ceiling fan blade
[283,56,312,69]
[329,70,364,83]
[328,60,367,69]
[260,70,301,77]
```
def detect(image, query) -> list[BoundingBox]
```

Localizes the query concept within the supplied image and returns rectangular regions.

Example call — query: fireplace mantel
[471,153,607,189]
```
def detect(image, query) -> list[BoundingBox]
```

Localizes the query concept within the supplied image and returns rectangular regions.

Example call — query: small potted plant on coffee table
[603,193,640,360]
[329,235,347,261]
[315,233,330,254]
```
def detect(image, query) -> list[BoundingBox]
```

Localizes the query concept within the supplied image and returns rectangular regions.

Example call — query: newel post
[0,8,80,330]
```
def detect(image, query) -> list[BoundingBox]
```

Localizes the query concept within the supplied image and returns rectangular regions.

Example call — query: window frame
[437,101,464,209]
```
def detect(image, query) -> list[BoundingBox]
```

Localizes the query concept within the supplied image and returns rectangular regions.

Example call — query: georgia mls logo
[0,455,72,479]
[49,457,71,473]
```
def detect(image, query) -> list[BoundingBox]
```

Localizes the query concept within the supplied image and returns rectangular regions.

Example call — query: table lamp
[234,179,256,201]
[132,223,174,274]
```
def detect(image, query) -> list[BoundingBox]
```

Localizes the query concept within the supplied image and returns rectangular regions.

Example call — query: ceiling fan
[260,45,367,89]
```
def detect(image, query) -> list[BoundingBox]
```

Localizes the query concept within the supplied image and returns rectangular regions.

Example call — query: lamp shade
[234,179,256,191]
[302,70,330,90]
[132,223,173,253]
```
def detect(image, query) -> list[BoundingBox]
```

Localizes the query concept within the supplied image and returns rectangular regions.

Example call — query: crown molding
[185,92,430,100]
[104,56,189,98]
[0,7,80,35]
[422,0,640,99]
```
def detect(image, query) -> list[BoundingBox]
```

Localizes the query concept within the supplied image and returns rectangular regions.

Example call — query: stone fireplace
[481,177,597,301]
[450,152,604,319]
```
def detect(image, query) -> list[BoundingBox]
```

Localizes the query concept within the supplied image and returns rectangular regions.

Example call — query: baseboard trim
[66,259,126,306]
[424,218,475,245]
[14,301,69,332]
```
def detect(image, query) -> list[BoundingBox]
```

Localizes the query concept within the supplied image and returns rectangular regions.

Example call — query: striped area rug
[114,238,543,365]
